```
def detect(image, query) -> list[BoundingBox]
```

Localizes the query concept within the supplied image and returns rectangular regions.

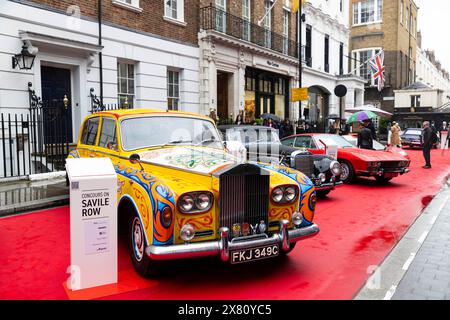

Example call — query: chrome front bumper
[145,220,320,262]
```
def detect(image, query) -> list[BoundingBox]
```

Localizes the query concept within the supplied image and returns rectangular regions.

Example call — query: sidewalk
[356,176,450,300]
[0,178,69,217]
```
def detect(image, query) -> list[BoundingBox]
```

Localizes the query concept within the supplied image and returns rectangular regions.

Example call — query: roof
[218,125,275,131]
[400,82,432,90]
[95,108,212,121]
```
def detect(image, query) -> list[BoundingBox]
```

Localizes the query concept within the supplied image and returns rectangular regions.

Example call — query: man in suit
[421,121,433,169]
[357,121,374,150]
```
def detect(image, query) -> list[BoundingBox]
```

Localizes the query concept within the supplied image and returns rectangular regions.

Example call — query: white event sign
[66,158,117,290]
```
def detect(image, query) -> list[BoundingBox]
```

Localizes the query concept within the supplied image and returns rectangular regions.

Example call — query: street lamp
[12,43,36,70]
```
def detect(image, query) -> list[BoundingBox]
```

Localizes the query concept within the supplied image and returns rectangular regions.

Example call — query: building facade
[0,0,200,177]
[416,47,450,93]
[349,0,418,113]
[198,0,365,132]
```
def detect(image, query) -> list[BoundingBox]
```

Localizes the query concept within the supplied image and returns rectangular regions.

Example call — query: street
[0,149,448,300]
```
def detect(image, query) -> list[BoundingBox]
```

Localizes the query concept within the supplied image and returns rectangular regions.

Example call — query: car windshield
[344,135,385,151]
[404,129,422,136]
[314,134,354,148]
[120,116,223,151]
[226,128,281,144]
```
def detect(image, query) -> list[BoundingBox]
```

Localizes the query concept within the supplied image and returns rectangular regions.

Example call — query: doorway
[40,66,73,144]
[217,72,229,122]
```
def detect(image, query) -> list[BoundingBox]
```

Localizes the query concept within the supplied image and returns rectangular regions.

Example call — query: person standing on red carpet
[421,121,433,169]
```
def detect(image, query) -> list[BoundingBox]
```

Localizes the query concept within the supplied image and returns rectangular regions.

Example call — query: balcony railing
[200,6,299,59]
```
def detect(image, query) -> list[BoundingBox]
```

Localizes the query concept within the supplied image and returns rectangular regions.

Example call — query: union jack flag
[369,51,386,92]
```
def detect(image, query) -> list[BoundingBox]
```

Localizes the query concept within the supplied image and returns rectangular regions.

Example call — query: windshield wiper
[159,139,193,148]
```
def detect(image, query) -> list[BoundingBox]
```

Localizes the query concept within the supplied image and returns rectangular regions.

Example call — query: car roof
[218,125,276,131]
[93,108,213,121]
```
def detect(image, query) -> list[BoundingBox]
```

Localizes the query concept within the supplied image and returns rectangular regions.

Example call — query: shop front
[244,67,290,123]
[304,86,331,133]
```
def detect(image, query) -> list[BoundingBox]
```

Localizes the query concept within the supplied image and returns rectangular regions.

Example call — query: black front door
[40,66,73,144]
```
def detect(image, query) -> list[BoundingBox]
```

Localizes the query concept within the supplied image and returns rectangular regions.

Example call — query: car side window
[295,136,313,148]
[81,117,100,146]
[98,117,118,151]
[282,137,295,147]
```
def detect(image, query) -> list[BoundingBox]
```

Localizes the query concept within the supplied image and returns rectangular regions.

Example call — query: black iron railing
[200,6,299,59]
[90,88,134,114]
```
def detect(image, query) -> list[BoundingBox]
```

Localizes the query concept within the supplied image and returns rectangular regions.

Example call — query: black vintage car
[400,128,439,149]
[218,125,343,198]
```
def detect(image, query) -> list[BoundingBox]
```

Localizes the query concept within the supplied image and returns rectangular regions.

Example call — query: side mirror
[129,154,144,171]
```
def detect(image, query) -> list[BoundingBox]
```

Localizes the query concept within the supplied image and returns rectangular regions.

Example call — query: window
[405,7,409,30]
[216,0,226,32]
[242,0,251,41]
[113,0,142,12]
[165,0,185,22]
[295,136,314,149]
[324,35,329,73]
[339,42,344,75]
[411,95,421,108]
[99,118,118,151]
[353,0,383,25]
[282,10,289,54]
[400,0,404,25]
[352,48,381,85]
[305,24,312,67]
[81,117,100,146]
[117,62,135,108]
[167,70,180,110]
[264,0,272,48]
[340,0,343,12]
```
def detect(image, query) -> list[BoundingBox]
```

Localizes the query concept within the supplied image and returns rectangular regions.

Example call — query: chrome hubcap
[340,163,350,181]
[132,217,144,262]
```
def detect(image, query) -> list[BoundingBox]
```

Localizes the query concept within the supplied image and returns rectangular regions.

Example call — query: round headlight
[292,212,304,226]
[179,195,194,213]
[272,187,284,203]
[195,193,211,210]
[330,161,342,176]
[284,186,297,202]
[318,173,326,183]
[180,224,195,242]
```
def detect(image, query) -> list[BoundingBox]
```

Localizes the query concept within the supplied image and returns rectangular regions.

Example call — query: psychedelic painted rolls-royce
[67,109,319,277]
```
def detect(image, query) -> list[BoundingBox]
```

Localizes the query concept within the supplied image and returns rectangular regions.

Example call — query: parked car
[342,134,410,160]
[218,125,343,198]
[281,134,410,184]
[400,128,439,149]
[68,110,319,277]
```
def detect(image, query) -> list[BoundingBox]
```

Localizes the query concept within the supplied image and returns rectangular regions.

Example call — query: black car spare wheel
[129,214,160,278]
[339,160,355,184]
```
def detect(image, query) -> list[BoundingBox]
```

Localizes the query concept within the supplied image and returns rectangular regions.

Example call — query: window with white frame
[165,0,185,22]
[117,62,135,108]
[405,7,409,30]
[216,0,227,33]
[242,0,251,41]
[353,0,383,25]
[352,48,381,86]
[167,70,180,111]
[282,10,289,54]
[400,0,404,25]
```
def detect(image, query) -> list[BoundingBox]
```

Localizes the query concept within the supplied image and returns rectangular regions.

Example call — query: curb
[0,195,69,218]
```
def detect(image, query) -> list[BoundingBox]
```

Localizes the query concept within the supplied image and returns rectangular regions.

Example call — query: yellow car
[68,109,319,277]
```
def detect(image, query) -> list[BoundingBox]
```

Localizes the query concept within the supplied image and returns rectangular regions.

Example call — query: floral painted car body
[68,109,319,277]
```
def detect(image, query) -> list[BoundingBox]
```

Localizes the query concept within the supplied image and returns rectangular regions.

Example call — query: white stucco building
[198,0,365,132]
[416,47,450,93]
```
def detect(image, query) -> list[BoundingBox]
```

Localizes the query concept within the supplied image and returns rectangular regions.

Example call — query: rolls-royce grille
[294,155,315,177]
[219,167,270,235]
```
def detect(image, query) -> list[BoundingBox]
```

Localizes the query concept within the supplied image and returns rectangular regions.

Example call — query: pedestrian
[421,121,433,169]
[235,110,244,125]
[304,123,312,133]
[267,118,275,128]
[367,119,377,140]
[390,121,402,148]
[357,120,374,150]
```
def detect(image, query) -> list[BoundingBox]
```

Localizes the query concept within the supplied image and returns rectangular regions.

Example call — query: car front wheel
[129,215,161,278]
[339,160,355,184]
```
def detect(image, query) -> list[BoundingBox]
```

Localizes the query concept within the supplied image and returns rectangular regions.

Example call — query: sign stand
[66,158,117,291]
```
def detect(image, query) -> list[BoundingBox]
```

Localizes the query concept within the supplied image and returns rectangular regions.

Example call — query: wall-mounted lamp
[12,43,36,70]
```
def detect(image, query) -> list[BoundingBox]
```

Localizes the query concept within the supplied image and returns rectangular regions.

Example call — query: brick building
[349,0,418,113]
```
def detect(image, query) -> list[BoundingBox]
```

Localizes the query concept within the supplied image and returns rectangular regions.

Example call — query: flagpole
[257,0,279,26]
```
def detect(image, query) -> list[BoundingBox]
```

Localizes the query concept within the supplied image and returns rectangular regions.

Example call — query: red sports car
[281,134,411,183]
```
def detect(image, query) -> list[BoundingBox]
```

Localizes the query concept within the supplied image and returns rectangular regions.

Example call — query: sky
[415,0,450,71]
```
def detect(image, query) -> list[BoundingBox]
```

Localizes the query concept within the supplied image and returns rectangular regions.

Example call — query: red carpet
[0,149,449,300]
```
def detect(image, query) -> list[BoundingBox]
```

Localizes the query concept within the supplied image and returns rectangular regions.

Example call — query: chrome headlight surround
[330,160,342,176]
[308,192,317,211]
[271,185,299,205]
[180,223,195,242]
[177,192,213,214]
